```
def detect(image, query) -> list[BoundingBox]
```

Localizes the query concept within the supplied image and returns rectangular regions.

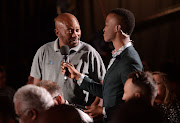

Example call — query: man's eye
[76,29,79,32]
[69,29,74,33]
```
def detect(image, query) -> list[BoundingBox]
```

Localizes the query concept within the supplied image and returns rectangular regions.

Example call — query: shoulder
[79,41,97,52]
[76,108,93,122]
[122,46,141,61]
[36,41,55,53]
[78,41,101,56]
[39,41,54,50]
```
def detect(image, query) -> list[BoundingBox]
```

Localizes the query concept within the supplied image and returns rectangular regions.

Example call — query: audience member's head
[54,13,81,48]
[152,71,176,104]
[122,71,158,105]
[110,100,163,123]
[37,80,93,123]
[0,65,7,88]
[38,104,83,123]
[37,80,65,105]
[13,84,54,123]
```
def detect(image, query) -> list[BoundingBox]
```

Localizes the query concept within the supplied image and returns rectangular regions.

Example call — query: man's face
[122,78,140,102]
[103,13,117,42]
[55,17,81,48]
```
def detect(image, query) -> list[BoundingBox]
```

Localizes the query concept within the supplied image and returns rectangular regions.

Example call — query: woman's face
[153,74,166,98]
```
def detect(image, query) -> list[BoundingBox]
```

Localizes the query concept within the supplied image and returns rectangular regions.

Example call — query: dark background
[1,0,180,97]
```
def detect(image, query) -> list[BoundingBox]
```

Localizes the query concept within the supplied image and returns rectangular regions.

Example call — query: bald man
[30,13,106,107]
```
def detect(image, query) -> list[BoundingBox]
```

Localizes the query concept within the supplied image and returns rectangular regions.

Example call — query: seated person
[13,84,54,123]
[122,71,158,105]
[153,72,180,123]
[37,80,93,123]
[109,100,163,123]
[109,71,163,123]
[38,104,83,123]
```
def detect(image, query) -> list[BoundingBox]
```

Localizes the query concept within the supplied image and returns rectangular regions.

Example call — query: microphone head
[60,45,70,55]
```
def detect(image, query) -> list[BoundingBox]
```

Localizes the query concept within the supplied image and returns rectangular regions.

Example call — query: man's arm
[61,63,103,98]
[33,77,41,85]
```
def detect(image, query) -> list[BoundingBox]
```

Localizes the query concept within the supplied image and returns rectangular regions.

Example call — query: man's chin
[70,40,79,47]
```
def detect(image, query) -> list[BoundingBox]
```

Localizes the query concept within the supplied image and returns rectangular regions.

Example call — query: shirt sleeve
[77,74,86,86]
[30,47,44,79]
[88,48,106,82]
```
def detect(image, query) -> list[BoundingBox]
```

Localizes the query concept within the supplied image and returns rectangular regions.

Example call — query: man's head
[103,8,135,42]
[54,13,81,48]
[122,71,158,105]
[37,80,65,105]
[13,85,54,123]
[38,104,82,123]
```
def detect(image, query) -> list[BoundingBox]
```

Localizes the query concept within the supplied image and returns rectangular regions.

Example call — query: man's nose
[103,28,105,32]
[72,31,79,37]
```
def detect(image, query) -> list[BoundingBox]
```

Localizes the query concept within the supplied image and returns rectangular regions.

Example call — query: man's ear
[28,109,38,120]
[135,93,141,98]
[54,29,59,36]
[115,25,121,32]
[56,95,64,104]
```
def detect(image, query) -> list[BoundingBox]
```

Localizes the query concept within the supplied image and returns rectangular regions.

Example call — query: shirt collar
[112,42,132,58]
[54,38,60,52]
[70,40,81,52]
[54,38,82,52]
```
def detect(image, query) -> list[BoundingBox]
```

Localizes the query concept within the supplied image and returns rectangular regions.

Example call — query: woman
[153,72,180,123]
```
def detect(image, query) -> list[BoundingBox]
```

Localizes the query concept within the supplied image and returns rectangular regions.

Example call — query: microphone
[60,45,70,80]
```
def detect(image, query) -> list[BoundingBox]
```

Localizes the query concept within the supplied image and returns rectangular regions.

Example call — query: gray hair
[37,80,63,98]
[13,84,54,113]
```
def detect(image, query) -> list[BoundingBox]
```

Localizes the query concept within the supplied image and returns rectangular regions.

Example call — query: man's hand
[61,62,82,80]
[84,105,103,118]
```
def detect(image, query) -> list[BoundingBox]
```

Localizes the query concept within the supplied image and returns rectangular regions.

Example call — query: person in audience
[37,80,93,123]
[122,71,158,105]
[38,104,83,123]
[13,84,54,123]
[153,72,180,123]
[109,71,162,123]
[109,99,163,123]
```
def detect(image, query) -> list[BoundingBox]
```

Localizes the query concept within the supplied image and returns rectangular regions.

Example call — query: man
[13,84,54,123]
[61,8,143,120]
[38,104,83,123]
[122,71,158,106]
[30,13,106,106]
[37,80,93,123]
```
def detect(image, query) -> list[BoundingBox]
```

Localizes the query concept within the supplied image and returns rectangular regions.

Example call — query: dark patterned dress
[154,100,180,123]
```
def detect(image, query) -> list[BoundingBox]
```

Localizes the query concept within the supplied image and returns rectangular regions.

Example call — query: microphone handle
[64,67,69,80]
[63,55,69,80]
